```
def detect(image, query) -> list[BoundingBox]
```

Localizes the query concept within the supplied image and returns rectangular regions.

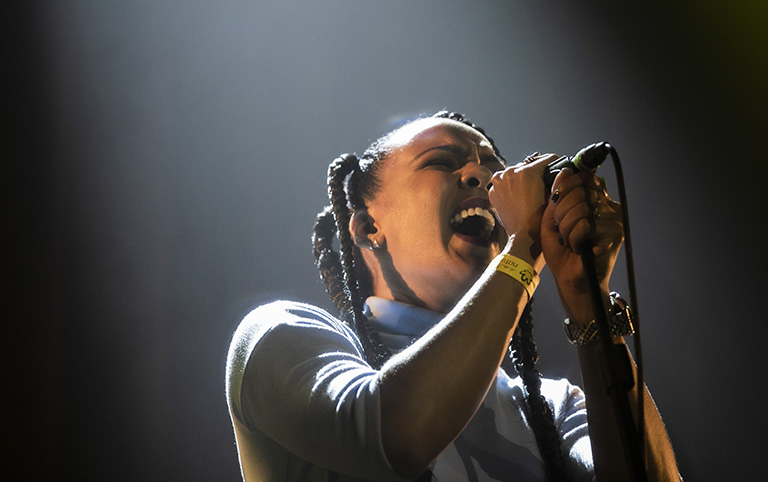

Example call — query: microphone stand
[580,244,647,481]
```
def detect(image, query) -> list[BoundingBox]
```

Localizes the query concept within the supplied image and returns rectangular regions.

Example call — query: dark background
[6,1,767,480]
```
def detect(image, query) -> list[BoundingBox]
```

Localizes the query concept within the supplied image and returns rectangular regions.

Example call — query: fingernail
[558,235,564,246]
[554,221,559,233]
[551,189,560,203]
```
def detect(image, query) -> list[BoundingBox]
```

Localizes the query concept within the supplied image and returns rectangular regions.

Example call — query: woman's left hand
[541,168,624,321]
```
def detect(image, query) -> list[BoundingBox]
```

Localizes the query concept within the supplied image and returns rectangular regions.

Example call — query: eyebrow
[413,144,466,161]
[413,144,504,169]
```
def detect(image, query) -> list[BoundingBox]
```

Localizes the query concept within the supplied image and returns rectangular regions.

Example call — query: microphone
[544,142,612,190]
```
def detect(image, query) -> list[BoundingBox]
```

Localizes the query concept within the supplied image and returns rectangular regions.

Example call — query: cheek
[399,191,446,228]
[374,176,452,242]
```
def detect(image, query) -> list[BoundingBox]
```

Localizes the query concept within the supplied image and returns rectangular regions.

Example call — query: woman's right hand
[489,153,558,263]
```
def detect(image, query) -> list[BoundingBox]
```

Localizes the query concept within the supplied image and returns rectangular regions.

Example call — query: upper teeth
[450,207,496,231]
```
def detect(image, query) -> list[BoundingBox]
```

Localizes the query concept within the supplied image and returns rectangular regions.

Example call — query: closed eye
[423,158,458,170]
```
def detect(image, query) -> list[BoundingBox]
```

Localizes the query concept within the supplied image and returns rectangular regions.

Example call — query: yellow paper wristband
[490,254,539,298]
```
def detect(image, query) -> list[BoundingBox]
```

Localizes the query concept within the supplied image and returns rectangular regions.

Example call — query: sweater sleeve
[225,300,399,479]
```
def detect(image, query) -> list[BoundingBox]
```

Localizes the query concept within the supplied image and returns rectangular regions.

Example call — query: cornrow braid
[510,300,569,482]
[322,154,390,369]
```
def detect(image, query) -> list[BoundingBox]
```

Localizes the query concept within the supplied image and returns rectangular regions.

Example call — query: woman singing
[226,111,679,481]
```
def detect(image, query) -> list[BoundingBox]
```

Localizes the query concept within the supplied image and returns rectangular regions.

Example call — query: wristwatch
[563,292,635,346]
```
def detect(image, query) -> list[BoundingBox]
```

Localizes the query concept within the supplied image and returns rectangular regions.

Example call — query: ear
[350,209,382,250]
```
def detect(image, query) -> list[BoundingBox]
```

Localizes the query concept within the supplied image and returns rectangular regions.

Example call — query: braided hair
[311,153,390,369]
[311,111,569,481]
[509,300,570,482]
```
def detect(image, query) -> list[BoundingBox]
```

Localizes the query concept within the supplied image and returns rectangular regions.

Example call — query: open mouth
[448,199,498,245]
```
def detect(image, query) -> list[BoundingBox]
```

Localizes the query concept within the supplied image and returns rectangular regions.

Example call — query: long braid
[323,154,390,369]
[510,300,569,482]
[312,206,350,316]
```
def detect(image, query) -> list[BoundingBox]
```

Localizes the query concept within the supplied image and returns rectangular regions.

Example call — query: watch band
[563,292,635,346]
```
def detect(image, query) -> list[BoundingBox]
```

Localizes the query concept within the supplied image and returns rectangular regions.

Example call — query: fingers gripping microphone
[544,142,612,191]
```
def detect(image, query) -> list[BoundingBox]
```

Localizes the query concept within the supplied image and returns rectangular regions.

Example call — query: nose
[460,163,492,190]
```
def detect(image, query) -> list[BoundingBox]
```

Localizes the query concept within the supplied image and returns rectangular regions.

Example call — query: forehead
[385,118,493,154]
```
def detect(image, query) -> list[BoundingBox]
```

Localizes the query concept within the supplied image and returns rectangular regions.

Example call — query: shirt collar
[363,296,442,341]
